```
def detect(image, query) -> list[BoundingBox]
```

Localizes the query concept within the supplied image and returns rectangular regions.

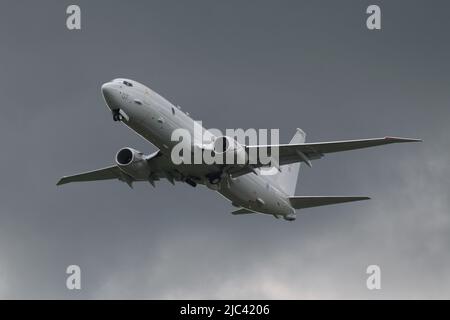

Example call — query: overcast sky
[0,0,449,299]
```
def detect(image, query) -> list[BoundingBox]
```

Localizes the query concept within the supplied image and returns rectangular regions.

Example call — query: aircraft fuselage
[101,78,295,218]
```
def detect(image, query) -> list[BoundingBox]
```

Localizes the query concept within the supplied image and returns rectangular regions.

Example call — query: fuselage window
[171,107,175,115]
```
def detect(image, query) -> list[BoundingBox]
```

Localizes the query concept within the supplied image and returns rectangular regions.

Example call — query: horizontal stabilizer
[289,196,370,209]
[231,208,255,215]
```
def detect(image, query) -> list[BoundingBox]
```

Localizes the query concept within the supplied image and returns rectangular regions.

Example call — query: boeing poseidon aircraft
[57,78,421,221]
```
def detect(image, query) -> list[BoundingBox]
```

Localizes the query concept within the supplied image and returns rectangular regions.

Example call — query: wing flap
[289,196,370,209]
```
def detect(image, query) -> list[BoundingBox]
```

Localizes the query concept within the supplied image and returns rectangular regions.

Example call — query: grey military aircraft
[57,78,421,221]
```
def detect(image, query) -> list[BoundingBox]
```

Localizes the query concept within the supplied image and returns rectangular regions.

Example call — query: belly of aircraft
[218,175,294,216]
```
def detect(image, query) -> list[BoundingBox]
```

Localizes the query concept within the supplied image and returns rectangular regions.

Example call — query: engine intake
[115,147,151,180]
[116,148,134,165]
[213,136,231,154]
[212,136,247,165]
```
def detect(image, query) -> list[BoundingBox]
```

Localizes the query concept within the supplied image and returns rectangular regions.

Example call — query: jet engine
[115,147,151,180]
[212,136,247,165]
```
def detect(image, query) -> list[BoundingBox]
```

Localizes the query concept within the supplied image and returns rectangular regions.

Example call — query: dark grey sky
[0,0,449,298]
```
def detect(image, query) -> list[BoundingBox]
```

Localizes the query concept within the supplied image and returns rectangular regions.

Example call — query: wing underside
[57,151,171,187]
[56,166,123,186]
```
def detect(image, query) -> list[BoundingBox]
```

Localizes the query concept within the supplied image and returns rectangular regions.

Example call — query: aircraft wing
[57,151,170,188]
[245,136,421,167]
[289,196,370,209]
[57,166,122,186]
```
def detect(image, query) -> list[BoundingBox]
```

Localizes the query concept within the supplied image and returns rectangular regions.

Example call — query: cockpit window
[123,81,133,87]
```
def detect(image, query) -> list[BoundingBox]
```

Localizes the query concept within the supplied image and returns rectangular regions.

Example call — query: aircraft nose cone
[101,82,116,109]
[101,82,113,98]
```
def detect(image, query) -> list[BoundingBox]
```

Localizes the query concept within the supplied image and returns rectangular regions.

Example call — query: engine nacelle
[115,147,151,180]
[212,136,247,165]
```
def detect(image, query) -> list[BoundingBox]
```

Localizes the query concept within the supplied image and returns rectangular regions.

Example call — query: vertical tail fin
[264,128,306,196]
